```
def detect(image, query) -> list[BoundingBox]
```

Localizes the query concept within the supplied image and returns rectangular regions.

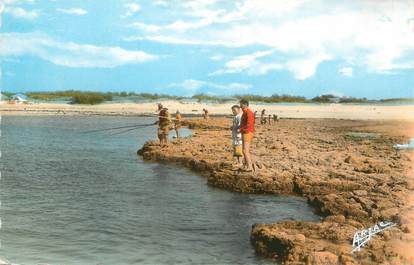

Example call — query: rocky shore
[137,118,414,265]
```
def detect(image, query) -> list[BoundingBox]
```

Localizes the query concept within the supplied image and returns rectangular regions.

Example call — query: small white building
[12,93,28,104]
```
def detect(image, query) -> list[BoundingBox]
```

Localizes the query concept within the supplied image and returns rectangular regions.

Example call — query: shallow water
[0,116,319,265]
[394,138,414,150]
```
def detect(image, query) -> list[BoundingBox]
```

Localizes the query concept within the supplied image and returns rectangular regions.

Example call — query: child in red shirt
[239,99,255,171]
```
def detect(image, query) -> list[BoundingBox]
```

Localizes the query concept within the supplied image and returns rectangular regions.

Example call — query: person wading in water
[155,103,171,147]
[239,99,255,172]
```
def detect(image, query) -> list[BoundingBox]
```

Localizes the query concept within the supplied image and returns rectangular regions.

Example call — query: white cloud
[126,0,414,79]
[123,35,237,46]
[3,0,38,20]
[128,0,245,34]
[178,79,204,91]
[209,50,281,76]
[287,54,332,80]
[129,19,216,33]
[252,63,284,75]
[4,6,38,19]
[324,90,344,97]
[209,54,223,61]
[238,0,307,18]
[0,32,157,68]
[339,67,353,77]
[129,22,161,33]
[122,2,140,18]
[169,79,251,95]
[4,0,35,4]
[210,51,329,79]
[153,0,169,7]
[57,8,87,16]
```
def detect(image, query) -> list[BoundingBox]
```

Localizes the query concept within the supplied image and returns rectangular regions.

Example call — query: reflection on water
[0,116,319,265]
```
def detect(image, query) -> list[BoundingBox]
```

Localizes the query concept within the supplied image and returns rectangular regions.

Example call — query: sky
[1,0,414,99]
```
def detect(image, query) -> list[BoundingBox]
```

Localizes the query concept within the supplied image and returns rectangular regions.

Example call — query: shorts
[158,126,169,137]
[242,132,253,143]
[233,145,243,157]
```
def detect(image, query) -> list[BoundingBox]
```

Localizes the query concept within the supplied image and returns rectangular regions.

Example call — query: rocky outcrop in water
[138,118,414,265]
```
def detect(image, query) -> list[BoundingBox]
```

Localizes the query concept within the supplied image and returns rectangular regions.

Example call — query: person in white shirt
[230,105,243,167]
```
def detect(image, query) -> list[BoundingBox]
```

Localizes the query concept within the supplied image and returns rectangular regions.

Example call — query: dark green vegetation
[1,92,14,99]
[3,90,413,105]
[379,98,414,103]
[235,94,308,103]
[24,91,112,104]
[191,93,233,103]
[71,92,113,105]
[311,94,369,103]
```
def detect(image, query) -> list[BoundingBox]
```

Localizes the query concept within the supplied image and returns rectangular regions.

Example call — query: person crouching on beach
[239,99,255,172]
[155,103,171,147]
[231,105,243,167]
[174,110,182,139]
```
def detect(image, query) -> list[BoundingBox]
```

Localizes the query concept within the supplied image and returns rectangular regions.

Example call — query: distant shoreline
[1,101,414,120]
[2,91,414,105]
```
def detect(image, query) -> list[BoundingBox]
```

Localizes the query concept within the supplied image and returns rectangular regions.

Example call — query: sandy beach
[1,101,414,120]
[138,117,414,264]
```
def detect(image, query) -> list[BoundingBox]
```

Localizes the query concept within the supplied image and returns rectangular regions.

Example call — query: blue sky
[1,0,414,99]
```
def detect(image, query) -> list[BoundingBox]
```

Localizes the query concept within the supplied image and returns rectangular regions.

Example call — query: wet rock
[307,251,339,265]
[381,207,399,220]
[353,190,368,197]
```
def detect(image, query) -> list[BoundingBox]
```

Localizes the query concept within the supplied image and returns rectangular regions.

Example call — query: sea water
[0,116,319,265]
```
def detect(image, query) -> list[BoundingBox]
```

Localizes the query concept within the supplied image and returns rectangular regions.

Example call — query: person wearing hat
[156,103,171,146]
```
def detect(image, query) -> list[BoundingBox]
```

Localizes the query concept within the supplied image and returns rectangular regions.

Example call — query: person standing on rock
[239,99,255,172]
[202,108,209,120]
[174,110,182,139]
[260,109,266,124]
[231,105,243,167]
[155,103,171,147]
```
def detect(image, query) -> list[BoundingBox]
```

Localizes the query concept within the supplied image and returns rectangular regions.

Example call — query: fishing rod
[109,126,148,136]
[108,116,184,136]
[81,113,182,134]
[81,123,155,134]
[146,113,181,120]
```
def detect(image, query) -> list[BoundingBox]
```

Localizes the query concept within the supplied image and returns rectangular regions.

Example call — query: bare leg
[157,129,163,146]
[243,141,253,170]
[237,156,242,165]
